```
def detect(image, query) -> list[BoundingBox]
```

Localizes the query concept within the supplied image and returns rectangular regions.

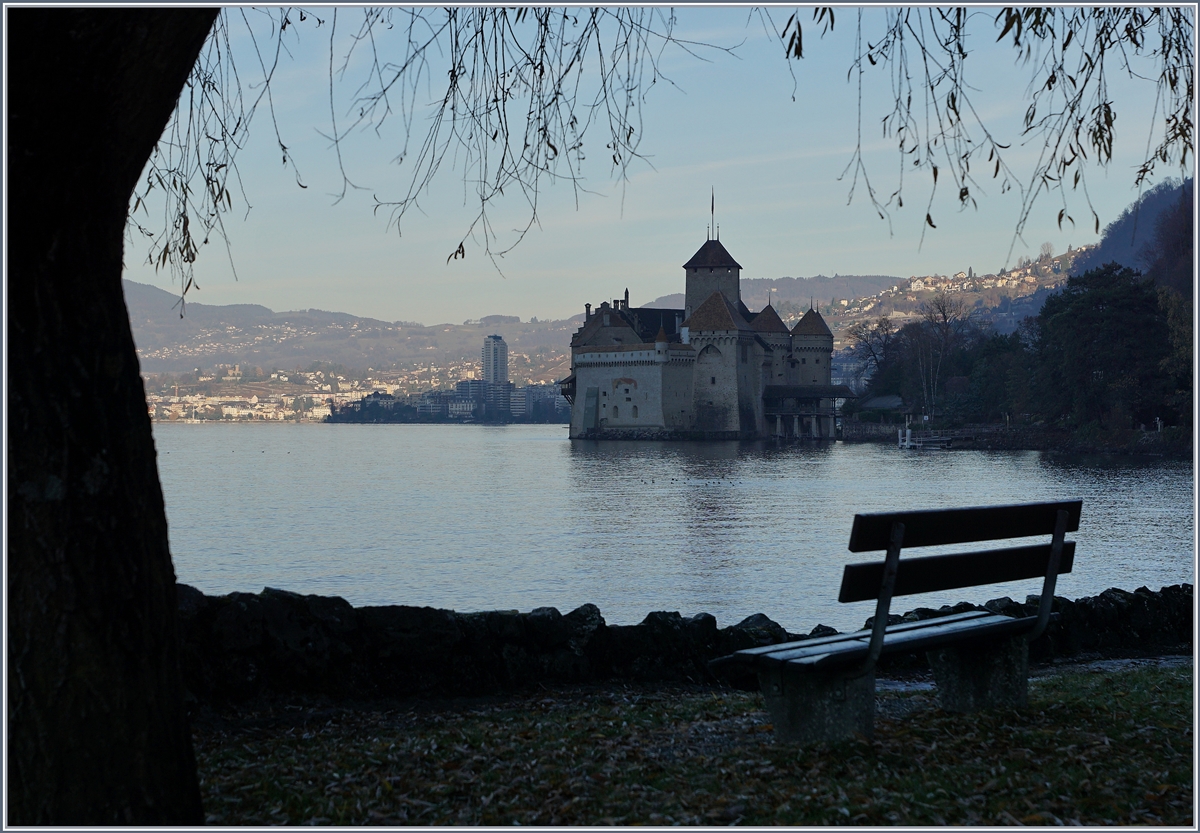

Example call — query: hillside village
[139,244,1089,422]
[765,248,1084,345]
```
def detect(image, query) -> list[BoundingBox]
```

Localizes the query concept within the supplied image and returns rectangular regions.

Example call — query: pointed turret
[751,303,791,334]
[791,306,834,387]
[683,238,742,321]
[682,239,742,270]
[791,307,833,337]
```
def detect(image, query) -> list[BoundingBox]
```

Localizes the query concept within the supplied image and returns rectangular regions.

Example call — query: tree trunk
[8,9,217,824]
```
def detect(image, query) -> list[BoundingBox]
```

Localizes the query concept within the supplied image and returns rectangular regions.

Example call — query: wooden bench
[710,500,1081,744]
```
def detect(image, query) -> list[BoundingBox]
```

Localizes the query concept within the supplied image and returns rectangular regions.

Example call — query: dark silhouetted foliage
[1141,179,1195,302]
[1070,179,1191,276]
[1032,264,1173,428]
[853,265,1183,429]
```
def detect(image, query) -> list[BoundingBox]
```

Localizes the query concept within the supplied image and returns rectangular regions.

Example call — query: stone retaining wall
[176,584,1192,704]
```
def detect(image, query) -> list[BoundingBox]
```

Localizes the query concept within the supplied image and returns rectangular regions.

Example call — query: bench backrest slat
[838,542,1076,603]
[847,500,1082,553]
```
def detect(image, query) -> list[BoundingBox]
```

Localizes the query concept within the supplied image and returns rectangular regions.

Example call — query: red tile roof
[683,290,751,331]
[750,304,791,334]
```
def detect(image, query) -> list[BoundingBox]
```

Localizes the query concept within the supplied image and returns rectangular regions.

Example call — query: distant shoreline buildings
[328,333,570,424]
[141,241,1088,425]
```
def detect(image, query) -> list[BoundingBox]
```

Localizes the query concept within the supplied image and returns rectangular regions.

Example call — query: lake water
[151,423,1195,634]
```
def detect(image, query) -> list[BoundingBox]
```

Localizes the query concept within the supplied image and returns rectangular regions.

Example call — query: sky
[122,6,1191,326]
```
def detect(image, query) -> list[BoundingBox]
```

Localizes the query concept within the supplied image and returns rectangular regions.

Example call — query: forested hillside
[1069,179,1192,279]
[848,183,1193,432]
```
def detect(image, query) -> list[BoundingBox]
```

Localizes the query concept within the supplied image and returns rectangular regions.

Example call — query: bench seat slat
[724,610,995,661]
[760,636,869,664]
[782,614,1045,671]
[863,612,1040,653]
[848,500,1082,552]
[782,652,834,667]
[723,631,869,660]
[838,542,1075,603]
[726,613,1051,671]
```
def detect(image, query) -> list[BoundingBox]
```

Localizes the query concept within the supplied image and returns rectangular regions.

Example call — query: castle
[560,236,853,440]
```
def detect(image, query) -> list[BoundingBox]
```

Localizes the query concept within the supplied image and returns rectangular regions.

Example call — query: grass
[194,664,1192,825]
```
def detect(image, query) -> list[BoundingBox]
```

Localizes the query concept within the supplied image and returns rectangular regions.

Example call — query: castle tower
[751,302,791,387]
[790,306,833,386]
[683,239,742,321]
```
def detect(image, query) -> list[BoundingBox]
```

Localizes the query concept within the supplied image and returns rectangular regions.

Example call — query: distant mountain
[645,275,901,309]
[1069,179,1191,276]
[122,280,580,374]
[123,280,397,346]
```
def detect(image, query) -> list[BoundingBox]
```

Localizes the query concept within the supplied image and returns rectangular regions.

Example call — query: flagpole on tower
[711,188,715,241]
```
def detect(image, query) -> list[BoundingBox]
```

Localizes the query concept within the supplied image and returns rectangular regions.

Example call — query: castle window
[802,358,807,364]
[613,406,619,418]
[624,388,629,394]
[632,406,639,418]
[815,358,820,364]
[711,376,716,385]
[625,397,631,402]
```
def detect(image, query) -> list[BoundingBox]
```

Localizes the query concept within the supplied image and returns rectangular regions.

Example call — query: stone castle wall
[691,335,742,433]
[791,334,833,386]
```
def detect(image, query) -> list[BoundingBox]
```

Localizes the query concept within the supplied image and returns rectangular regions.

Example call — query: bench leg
[757,666,875,744]
[926,636,1029,713]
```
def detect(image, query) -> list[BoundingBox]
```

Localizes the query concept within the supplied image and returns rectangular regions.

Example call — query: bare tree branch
[132,6,1193,309]
[129,8,316,313]
[131,7,734,300]
[781,6,1195,267]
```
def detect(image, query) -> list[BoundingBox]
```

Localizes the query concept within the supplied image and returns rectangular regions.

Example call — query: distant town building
[455,379,487,401]
[485,381,513,417]
[514,383,571,422]
[482,335,509,385]
[509,388,528,419]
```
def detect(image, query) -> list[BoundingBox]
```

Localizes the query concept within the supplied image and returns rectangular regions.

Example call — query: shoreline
[152,418,1194,460]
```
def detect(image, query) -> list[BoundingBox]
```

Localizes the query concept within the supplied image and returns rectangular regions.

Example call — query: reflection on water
[153,424,1194,634]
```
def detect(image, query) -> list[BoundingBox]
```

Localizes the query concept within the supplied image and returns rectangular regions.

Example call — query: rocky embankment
[176,584,1192,705]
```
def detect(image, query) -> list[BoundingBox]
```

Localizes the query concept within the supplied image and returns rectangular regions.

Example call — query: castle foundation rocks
[176,583,1192,705]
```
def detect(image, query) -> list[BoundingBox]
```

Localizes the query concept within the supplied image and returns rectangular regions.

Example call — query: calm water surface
[152,423,1195,633]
